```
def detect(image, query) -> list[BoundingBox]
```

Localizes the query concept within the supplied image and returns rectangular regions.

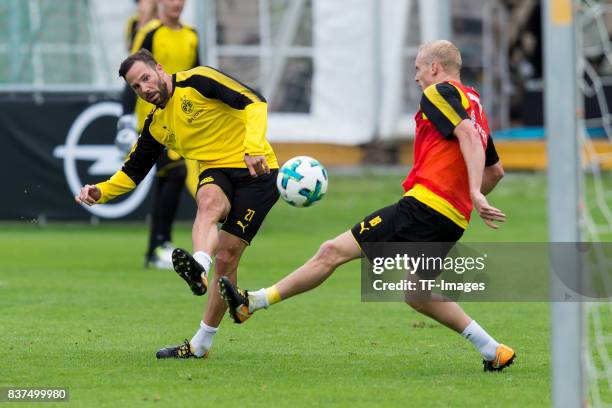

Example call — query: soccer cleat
[172,248,208,296]
[218,276,252,324]
[483,344,516,372]
[155,339,207,359]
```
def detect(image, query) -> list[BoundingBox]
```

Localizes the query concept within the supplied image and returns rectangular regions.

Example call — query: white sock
[461,320,499,361]
[248,288,269,313]
[193,251,212,276]
[190,321,218,357]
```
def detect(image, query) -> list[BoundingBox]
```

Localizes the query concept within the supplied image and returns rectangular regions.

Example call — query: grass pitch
[1,173,552,407]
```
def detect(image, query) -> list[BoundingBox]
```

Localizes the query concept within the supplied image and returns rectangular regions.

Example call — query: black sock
[147,163,187,257]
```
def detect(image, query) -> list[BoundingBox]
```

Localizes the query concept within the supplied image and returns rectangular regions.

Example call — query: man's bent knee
[316,240,346,267]
[197,186,229,220]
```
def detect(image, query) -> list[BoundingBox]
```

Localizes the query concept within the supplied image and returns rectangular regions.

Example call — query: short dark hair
[118,48,158,79]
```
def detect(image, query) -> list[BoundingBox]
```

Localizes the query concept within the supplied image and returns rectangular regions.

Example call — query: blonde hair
[418,40,462,74]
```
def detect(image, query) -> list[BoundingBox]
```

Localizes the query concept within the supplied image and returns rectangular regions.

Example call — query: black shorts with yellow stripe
[198,168,279,244]
[351,196,464,259]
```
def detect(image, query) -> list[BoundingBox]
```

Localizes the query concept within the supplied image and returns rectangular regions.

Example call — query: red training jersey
[403,80,493,227]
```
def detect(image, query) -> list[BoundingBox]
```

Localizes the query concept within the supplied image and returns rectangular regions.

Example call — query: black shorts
[198,168,279,244]
[351,196,464,264]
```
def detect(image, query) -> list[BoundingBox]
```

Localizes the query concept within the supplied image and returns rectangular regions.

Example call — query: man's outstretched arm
[75,116,164,205]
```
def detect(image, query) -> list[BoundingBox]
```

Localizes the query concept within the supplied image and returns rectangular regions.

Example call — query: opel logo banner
[53,102,154,218]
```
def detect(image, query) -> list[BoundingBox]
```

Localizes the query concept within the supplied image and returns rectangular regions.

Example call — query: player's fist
[115,114,138,154]
[75,184,101,206]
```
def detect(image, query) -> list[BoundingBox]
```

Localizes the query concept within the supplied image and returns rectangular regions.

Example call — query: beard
[153,72,170,108]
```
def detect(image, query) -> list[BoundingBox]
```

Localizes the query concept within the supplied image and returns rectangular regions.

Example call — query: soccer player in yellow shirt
[124,0,157,51]
[76,49,279,359]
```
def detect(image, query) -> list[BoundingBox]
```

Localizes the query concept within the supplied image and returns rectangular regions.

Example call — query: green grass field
[0,173,554,407]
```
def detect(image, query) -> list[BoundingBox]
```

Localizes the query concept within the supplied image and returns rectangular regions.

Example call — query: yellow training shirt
[97,66,279,203]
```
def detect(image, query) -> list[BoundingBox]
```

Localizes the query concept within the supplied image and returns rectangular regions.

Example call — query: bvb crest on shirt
[162,125,176,147]
[181,96,194,114]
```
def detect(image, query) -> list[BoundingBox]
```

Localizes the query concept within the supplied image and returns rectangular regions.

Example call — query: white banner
[267,0,377,145]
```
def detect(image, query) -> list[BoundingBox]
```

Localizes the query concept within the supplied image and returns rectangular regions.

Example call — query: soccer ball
[277,156,328,207]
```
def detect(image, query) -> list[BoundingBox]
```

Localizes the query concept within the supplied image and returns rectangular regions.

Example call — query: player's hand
[115,114,138,155]
[244,155,270,177]
[471,192,506,229]
[75,184,101,206]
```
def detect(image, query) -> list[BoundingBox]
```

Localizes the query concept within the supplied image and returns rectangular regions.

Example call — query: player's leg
[397,197,515,370]
[393,197,474,332]
[145,175,167,265]
[219,202,396,323]
[188,231,247,356]
[276,230,362,298]
[154,159,187,246]
[145,150,187,269]
[406,294,514,370]
[405,293,471,333]
[220,230,361,323]
[221,196,398,323]
[157,172,233,359]
[171,169,232,296]
[177,169,279,357]
[192,183,230,257]
[205,231,247,326]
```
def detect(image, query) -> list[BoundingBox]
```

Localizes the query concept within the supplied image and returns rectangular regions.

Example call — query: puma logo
[237,220,248,233]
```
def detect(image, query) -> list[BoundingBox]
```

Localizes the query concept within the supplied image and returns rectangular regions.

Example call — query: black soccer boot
[156,339,207,359]
[218,276,252,324]
[171,248,208,296]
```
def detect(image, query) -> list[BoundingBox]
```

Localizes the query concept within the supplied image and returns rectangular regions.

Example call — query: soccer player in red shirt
[222,40,514,371]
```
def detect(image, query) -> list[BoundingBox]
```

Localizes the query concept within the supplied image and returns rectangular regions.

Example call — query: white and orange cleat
[483,344,516,372]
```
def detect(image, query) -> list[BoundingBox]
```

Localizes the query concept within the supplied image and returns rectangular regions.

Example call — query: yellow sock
[265,285,282,306]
